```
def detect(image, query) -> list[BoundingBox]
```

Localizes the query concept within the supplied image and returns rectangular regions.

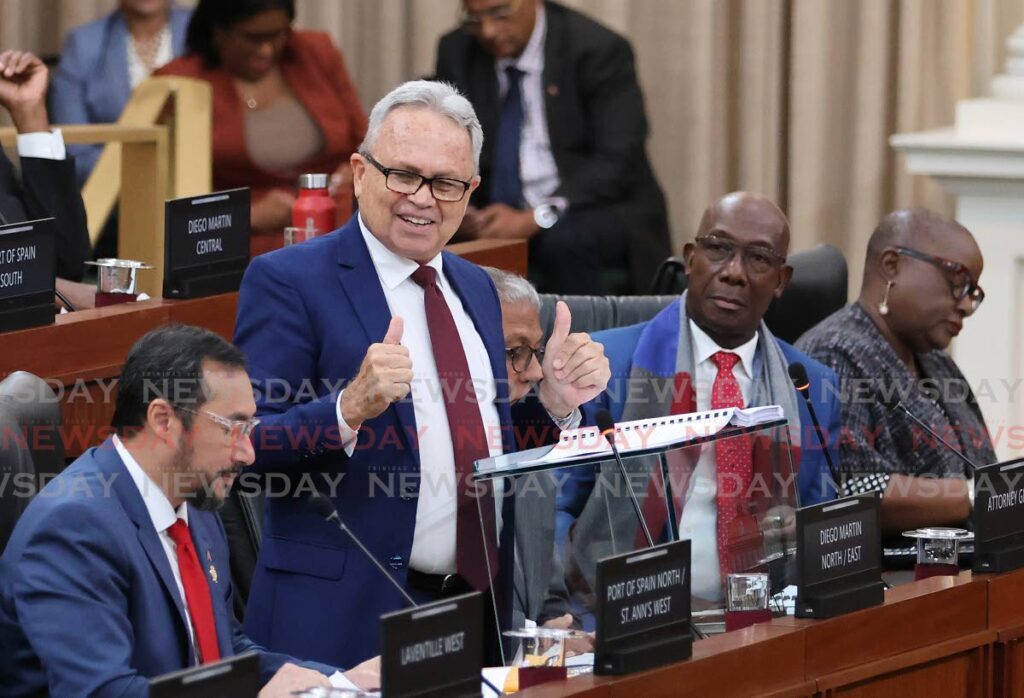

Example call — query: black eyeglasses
[461,0,521,28]
[505,345,544,374]
[891,246,985,313]
[694,234,787,275]
[361,152,472,203]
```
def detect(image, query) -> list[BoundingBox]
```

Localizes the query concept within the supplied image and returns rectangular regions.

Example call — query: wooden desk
[0,239,526,457]
[519,568,1024,698]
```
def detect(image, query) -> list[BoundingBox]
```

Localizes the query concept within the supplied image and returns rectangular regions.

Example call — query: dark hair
[185,0,296,67]
[112,324,247,436]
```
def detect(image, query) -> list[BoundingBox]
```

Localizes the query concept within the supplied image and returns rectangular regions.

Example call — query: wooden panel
[446,239,528,276]
[824,646,987,698]
[787,573,988,677]
[989,567,1024,631]
[167,293,238,341]
[816,632,993,695]
[607,624,806,698]
[119,134,169,297]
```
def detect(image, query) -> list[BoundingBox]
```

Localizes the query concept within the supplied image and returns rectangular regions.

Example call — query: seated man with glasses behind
[557,192,838,610]
[435,0,670,294]
[797,209,994,534]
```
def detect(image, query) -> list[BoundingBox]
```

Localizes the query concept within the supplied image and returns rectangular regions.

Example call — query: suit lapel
[96,442,193,664]
[335,219,419,456]
[541,4,567,154]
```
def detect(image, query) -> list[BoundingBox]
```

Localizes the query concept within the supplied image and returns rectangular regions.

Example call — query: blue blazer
[556,321,840,546]
[50,6,191,185]
[233,216,517,669]
[0,438,324,697]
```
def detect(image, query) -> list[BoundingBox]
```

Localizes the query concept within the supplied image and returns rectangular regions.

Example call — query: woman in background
[797,208,995,534]
[51,0,191,187]
[157,0,367,257]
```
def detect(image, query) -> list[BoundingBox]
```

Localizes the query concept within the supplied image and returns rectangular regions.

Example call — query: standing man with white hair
[233,80,609,669]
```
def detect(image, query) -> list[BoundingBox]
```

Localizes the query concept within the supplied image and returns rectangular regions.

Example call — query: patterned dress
[797,302,995,491]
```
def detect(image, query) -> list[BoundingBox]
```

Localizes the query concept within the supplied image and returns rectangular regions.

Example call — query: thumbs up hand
[538,301,610,419]
[340,317,414,428]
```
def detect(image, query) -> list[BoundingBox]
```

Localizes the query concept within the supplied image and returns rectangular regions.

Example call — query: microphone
[307,489,418,607]
[308,490,511,685]
[876,392,978,475]
[788,362,841,491]
[596,408,654,547]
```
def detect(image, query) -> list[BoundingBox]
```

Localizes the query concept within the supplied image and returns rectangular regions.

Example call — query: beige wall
[3,0,1022,290]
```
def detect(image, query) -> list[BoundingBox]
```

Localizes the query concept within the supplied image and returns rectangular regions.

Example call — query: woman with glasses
[156,0,367,257]
[797,208,995,534]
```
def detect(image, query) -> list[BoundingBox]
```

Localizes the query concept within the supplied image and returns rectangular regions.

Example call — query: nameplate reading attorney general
[0,218,56,332]
[163,188,250,298]
[380,591,482,698]
[595,540,691,675]
[796,494,883,619]
[973,457,1024,573]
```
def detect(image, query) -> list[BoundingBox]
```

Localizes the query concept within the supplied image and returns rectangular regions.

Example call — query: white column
[891,24,1024,461]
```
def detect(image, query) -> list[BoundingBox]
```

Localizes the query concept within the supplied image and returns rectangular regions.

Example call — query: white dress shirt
[113,435,197,653]
[495,4,561,208]
[16,130,66,161]
[679,321,758,603]
[336,216,504,575]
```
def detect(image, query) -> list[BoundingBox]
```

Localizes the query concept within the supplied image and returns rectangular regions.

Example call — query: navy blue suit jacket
[556,321,840,546]
[233,216,516,668]
[0,439,319,697]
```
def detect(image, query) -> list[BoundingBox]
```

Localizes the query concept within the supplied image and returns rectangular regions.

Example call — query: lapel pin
[209,563,219,584]
[546,84,559,97]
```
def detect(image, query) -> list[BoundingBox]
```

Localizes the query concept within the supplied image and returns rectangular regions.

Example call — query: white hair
[359,80,483,174]
[484,266,540,310]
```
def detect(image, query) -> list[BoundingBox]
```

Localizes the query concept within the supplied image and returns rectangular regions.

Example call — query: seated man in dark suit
[435,0,670,294]
[484,265,606,637]
[0,324,377,696]
[557,192,839,610]
[0,50,91,302]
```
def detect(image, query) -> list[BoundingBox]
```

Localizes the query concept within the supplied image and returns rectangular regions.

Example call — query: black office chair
[0,371,63,553]
[644,244,848,344]
[219,478,266,621]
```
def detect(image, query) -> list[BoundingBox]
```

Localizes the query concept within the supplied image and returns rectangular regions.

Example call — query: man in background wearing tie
[435,0,670,294]
[0,325,378,695]
[233,80,608,669]
[556,192,840,611]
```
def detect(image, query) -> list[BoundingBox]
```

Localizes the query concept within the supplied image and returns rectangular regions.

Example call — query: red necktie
[711,351,753,579]
[410,265,499,590]
[167,519,221,664]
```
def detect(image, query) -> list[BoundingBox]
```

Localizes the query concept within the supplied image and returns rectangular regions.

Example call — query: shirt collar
[689,319,759,380]
[497,3,546,75]
[358,213,443,291]
[113,435,188,533]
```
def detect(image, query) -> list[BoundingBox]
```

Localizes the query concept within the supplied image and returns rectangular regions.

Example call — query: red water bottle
[291,173,337,242]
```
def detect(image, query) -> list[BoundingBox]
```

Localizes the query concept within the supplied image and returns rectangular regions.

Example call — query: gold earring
[879,280,893,316]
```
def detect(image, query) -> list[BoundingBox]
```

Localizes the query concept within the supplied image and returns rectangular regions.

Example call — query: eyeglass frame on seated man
[360,152,472,203]
[890,245,986,313]
[177,407,261,440]
[505,344,544,374]
[694,232,788,275]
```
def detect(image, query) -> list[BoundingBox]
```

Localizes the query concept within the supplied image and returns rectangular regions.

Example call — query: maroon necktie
[410,265,499,590]
[167,519,221,664]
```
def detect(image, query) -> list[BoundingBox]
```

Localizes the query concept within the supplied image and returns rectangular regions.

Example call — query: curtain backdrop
[3,0,1022,292]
